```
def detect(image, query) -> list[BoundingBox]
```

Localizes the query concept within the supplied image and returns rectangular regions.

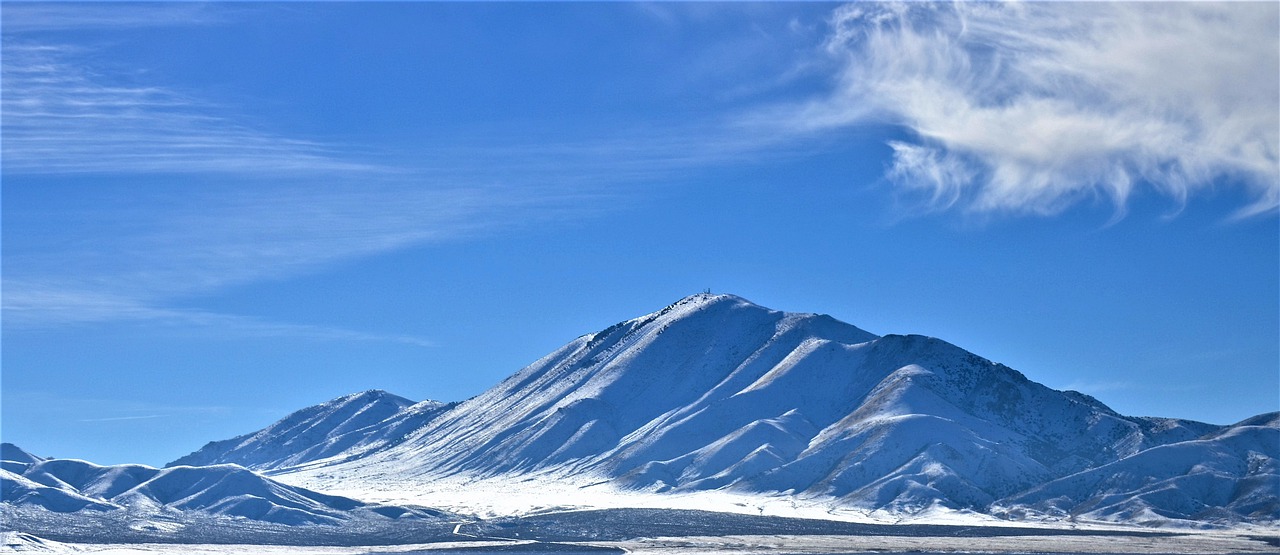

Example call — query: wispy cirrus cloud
[6,390,246,426]
[0,5,805,340]
[3,283,436,347]
[0,5,594,339]
[2,3,385,177]
[1,42,388,177]
[7,182,575,294]
[0,3,801,183]
[1,2,232,33]
[78,415,165,423]
[1,175,597,338]
[0,45,559,334]
[758,2,1279,219]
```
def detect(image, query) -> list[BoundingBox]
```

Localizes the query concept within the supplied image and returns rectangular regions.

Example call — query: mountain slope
[309,294,880,480]
[167,390,447,471]
[272,293,1255,521]
[1001,413,1280,523]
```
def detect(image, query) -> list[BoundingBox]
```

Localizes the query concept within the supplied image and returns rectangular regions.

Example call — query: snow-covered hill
[167,390,449,471]
[1,444,46,476]
[1,444,44,466]
[164,293,1276,524]
[1000,413,1280,524]
[1,444,429,526]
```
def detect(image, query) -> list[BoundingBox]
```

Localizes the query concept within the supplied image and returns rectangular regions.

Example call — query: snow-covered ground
[605,532,1280,554]
[281,469,1062,527]
[4,529,1277,554]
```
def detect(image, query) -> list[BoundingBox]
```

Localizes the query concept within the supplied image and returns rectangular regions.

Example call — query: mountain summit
[180,293,1278,524]
[168,389,447,471]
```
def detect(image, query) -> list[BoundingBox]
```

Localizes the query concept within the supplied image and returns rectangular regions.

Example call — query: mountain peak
[649,292,752,320]
[340,389,405,404]
[656,293,876,345]
[1,443,44,465]
[673,291,745,305]
[166,389,419,470]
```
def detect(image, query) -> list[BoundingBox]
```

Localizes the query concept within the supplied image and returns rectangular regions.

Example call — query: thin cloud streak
[1,43,389,177]
[1,28,619,335]
[2,177,608,337]
[3,284,436,348]
[5,391,244,426]
[78,415,166,423]
[1,3,232,32]
[0,9,801,336]
[755,2,1280,219]
[5,182,596,298]
[1,14,797,182]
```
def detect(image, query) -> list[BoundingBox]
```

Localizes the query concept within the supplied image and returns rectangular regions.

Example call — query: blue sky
[2,2,1277,466]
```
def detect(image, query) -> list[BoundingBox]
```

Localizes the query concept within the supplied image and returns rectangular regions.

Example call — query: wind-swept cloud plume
[788,2,1279,218]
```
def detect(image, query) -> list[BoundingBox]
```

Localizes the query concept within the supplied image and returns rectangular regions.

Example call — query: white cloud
[885,141,974,210]
[787,2,1280,218]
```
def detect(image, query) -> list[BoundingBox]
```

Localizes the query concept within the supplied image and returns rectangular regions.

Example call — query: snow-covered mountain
[173,293,1278,524]
[1,444,424,525]
[167,390,450,471]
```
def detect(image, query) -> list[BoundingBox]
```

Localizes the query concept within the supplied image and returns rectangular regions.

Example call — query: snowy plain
[5,525,1279,554]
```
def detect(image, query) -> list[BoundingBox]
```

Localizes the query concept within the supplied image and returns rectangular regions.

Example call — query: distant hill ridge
[0,442,418,525]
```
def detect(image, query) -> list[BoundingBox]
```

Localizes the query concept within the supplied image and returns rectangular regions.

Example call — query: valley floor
[7,476,1277,554]
[5,531,1279,555]
[606,532,1280,554]
[6,508,1278,555]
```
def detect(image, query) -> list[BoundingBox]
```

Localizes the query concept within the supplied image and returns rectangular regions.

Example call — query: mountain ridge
[167,389,448,471]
